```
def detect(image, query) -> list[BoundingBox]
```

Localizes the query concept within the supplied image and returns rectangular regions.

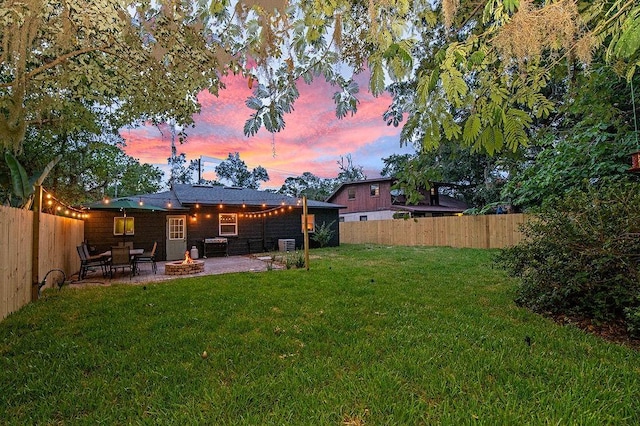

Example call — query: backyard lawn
[1,245,638,424]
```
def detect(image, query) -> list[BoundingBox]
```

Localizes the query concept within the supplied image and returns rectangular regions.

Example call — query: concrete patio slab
[68,255,279,287]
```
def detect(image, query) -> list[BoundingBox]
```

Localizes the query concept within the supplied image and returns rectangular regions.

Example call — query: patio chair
[77,245,107,280]
[135,242,157,274]
[109,246,134,279]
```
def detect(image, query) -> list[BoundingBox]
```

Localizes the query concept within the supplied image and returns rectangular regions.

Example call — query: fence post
[303,196,310,270]
[31,185,42,301]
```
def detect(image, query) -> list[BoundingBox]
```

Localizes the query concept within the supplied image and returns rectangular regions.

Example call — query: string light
[241,204,302,218]
[41,188,87,218]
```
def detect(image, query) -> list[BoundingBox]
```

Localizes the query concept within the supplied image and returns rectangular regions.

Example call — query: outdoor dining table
[98,248,145,275]
[99,248,144,257]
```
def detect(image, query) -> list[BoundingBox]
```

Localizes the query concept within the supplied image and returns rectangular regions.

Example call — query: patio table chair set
[76,242,157,280]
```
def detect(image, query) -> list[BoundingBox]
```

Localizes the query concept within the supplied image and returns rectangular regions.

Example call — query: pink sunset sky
[120,73,415,190]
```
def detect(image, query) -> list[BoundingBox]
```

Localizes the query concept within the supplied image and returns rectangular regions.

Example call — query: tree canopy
[215,152,269,189]
[3,0,639,157]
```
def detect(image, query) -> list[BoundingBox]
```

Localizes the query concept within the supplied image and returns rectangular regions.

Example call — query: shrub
[496,180,640,330]
[626,306,640,338]
[285,251,305,269]
[310,221,336,248]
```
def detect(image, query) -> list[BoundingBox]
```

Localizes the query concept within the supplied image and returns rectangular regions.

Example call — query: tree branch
[0,46,108,89]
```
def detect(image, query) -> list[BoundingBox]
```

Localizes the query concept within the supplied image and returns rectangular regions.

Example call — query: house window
[370,184,380,197]
[301,214,315,233]
[219,213,238,236]
[114,217,134,236]
[359,215,368,221]
[168,217,184,240]
[347,188,356,200]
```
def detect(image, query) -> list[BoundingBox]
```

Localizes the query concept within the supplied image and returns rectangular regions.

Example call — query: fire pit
[164,251,205,276]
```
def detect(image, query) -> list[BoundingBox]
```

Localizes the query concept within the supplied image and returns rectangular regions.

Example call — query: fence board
[0,206,83,320]
[340,214,528,249]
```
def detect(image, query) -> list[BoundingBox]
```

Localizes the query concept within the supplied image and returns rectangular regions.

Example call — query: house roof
[84,189,185,212]
[391,194,469,214]
[172,184,343,209]
[85,185,344,211]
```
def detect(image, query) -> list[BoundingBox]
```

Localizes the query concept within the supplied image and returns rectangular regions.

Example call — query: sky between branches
[120,72,415,189]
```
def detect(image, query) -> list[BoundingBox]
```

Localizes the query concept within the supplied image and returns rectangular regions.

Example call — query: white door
[166,215,187,260]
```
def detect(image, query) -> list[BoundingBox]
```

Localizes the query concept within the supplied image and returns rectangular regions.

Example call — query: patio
[69,255,280,287]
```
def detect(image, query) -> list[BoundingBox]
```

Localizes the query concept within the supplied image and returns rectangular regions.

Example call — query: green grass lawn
[1,245,639,424]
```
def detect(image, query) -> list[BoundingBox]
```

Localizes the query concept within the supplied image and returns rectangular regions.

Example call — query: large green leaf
[613,12,640,59]
[463,114,482,144]
[33,155,62,187]
[4,151,31,203]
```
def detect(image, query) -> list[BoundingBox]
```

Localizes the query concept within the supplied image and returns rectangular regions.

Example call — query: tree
[278,172,336,200]
[501,64,640,210]
[381,144,517,208]
[1,114,163,205]
[4,0,639,160]
[239,0,640,154]
[381,154,414,178]
[0,0,231,152]
[215,152,269,189]
[336,154,366,183]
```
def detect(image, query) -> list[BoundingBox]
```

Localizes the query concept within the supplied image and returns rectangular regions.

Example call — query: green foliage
[336,154,366,183]
[625,306,640,338]
[383,143,516,209]
[4,151,31,207]
[502,67,640,210]
[215,152,269,189]
[310,220,336,248]
[497,180,640,330]
[1,0,226,152]
[284,250,305,269]
[3,151,61,208]
[277,172,336,200]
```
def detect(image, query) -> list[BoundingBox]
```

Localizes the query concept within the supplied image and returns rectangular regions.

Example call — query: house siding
[84,210,171,260]
[187,206,340,256]
[85,206,340,261]
[331,180,393,214]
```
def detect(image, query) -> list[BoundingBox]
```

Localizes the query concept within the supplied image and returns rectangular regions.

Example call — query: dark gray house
[84,184,343,260]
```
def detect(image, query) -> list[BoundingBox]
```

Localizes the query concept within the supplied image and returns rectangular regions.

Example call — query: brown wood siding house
[84,184,344,260]
[326,178,468,222]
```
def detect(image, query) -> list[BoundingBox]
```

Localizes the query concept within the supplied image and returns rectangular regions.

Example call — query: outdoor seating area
[69,254,276,286]
[75,242,159,281]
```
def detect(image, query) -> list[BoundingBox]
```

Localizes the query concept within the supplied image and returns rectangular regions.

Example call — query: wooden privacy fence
[339,213,528,249]
[0,205,83,320]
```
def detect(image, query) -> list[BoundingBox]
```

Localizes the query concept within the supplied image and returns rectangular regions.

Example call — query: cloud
[121,73,414,188]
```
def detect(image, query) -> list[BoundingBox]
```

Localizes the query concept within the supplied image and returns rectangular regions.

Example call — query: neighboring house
[326,178,468,222]
[84,184,344,261]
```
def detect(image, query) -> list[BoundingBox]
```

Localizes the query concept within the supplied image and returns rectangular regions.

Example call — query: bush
[496,180,640,330]
[285,251,305,269]
[625,306,640,338]
[310,221,336,248]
